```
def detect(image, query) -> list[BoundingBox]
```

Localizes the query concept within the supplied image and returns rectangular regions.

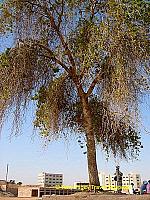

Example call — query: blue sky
[0,111,150,185]
[0,36,150,186]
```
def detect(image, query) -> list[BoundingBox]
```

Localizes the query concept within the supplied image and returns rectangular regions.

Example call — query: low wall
[0,184,18,196]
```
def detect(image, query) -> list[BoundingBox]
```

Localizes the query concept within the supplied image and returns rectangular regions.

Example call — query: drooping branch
[48,13,76,69]
[85,56,110,98]
[90,0,98,20]
[21,1,79,89]
[22,1,75,69]
[34,43,70,73]
[24,0,41,8]
[36,43,84,97]
[85,71,103,98]
[57,0,64,28]
[45,13,85,95]
[1,0,148,160]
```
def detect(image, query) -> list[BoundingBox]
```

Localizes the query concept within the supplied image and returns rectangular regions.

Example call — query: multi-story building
[122,173,141,189]
[99,173,116,190]
[38,172,63,187]
[99,172,141,192]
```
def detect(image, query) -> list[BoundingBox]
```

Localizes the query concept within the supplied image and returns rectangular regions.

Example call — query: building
[99,173,117,190]
[38,172,63,187]
[99,172,141,193]
[18,185,79,198]
[122,173,141,189]
[74,182,89,190]
[18,185,39,198]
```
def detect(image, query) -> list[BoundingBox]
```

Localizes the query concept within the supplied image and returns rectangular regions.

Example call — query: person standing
[146,180,150,194]
[140,181,147,194]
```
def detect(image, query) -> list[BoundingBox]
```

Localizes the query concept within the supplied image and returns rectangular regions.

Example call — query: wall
[0,183,18,196]
[18,186,40,198]
[7,184,18,196]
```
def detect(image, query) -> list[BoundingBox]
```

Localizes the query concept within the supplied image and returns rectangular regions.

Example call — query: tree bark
[81,96,100,186]
[70,67,100,186]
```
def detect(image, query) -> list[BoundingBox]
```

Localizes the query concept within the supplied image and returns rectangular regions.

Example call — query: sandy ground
[1,195,150,200]
[42,194,150,200]
[0,198,38,200]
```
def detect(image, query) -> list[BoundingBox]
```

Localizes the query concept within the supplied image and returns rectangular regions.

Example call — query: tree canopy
[0,0,149,185]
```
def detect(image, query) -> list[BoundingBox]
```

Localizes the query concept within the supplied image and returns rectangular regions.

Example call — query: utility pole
[5,164,9,192]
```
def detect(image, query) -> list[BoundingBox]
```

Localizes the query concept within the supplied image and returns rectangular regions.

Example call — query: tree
[17,182,22,185]
[0,0,149,186]
[9,180,15,184]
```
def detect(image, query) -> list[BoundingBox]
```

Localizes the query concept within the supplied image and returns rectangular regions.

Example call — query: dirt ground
[42,194,150,200]
[1,194,150,200]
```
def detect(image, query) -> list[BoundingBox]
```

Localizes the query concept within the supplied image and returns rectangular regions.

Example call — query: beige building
[99,172,141,192]
[122,173,141,189]
[38,172,63,187]
[18,185,79,198]
[18,185,39,198]
[99,173,117,190]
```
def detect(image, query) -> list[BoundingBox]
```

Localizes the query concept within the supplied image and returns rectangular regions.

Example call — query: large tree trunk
[81,96,100,186]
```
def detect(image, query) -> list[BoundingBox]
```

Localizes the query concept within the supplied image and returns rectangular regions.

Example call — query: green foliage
[33,75,76,140]
[67,96,143,159]
[0,49,10,68]
[17,182,22,185]
[122,0,150,25]
[90,97,142,159]
[0,49,11,102]
[0,0,14,34]
[0,0,149,160]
